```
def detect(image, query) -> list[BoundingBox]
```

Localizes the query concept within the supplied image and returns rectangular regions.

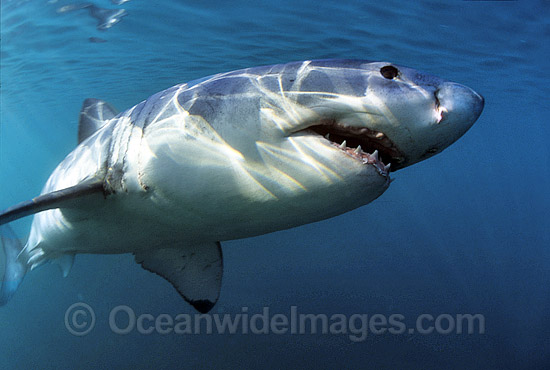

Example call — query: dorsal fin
[0,178,104,226]
[78,98,118,144]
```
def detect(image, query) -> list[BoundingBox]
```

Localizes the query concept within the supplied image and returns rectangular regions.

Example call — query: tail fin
[0,225,27,305]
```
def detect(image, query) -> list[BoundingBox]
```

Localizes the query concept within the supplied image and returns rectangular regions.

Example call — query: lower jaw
[331,142,391,178]
[303,124,406,170]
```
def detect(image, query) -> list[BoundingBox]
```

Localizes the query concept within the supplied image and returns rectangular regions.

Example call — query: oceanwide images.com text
[65,303,486,341]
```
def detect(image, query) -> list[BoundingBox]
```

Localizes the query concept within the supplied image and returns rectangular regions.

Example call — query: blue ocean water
[1,0,549,368]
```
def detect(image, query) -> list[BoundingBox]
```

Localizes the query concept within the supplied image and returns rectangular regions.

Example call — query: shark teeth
[371,150,379,161]
[331,141,391,179]
[304,120,405,170]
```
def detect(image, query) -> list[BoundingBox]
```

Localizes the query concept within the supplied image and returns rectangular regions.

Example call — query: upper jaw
[289,82,483,174]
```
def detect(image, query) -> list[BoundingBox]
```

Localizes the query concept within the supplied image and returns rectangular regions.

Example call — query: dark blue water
[1,0,549,369]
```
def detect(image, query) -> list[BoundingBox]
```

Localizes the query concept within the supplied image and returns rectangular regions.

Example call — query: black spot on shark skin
[57,3,127,31]
[190,299,215,314]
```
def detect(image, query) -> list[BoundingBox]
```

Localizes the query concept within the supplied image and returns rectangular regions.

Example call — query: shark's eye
[380,65,399,79]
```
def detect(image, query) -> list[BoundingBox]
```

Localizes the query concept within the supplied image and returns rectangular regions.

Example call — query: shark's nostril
[434,91,441,108]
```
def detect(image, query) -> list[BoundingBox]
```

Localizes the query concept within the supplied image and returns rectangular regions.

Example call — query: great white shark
[0,60,484,312]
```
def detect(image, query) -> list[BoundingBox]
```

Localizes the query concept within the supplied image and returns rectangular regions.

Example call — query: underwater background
[1,0,549,369]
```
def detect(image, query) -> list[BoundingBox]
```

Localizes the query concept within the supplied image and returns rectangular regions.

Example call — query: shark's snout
[436,82,484,127]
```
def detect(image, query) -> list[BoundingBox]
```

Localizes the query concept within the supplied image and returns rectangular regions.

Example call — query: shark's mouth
[304,120,406,173]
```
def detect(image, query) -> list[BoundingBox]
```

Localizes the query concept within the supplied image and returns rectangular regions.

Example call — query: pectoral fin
[134,242,223,313]
[0,178,104,226]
